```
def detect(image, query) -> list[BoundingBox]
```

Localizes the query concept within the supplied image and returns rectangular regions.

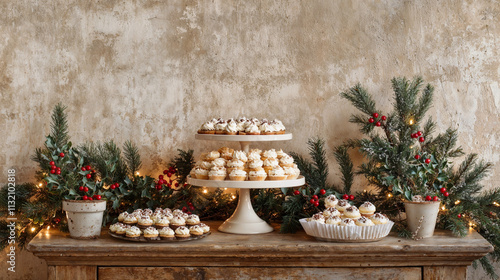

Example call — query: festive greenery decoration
[337,76,499,278]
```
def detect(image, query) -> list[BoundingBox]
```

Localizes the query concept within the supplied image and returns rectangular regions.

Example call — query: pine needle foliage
[338,76,499,279]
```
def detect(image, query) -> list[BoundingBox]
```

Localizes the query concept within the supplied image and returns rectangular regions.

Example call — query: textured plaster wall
[0,0,499,279]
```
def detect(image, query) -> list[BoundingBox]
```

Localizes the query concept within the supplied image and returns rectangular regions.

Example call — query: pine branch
[333,146,354,194]
[123,140,142,176]
[49,103,69,148]
[171,149,195,183]
[340,83,377,115]
[415,83,434,122]
[308,138,329,188]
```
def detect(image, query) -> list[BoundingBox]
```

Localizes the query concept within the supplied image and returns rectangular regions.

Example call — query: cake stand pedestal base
[218,188,273,234]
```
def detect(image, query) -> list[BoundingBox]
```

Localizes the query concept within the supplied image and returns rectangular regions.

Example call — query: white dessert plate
[187,175,305,189]
[195,133,292,142]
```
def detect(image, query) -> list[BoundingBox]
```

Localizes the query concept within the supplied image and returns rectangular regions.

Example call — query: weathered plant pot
[404,201,440,238]
[62,200,106,239]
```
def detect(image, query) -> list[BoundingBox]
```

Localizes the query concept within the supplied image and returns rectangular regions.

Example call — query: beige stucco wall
[0,0,499,279]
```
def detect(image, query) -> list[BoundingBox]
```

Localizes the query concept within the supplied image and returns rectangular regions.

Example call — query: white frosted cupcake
[194,167,209,180]
[323,207,341,218]
[359,202,376,217]
[123,214,138,225]
[247,151,261,162]
[115,224,128,236]
[233,150,248,162]
[259,122,276,135]
[247,159,264,171]
[199,223,210,234]
[198,121,215,134]
[189,225,205,236]
[324,194,338,208]
[245,122,260,135]
[197,160,214,170]
[343,206,361,219]
[229,169,247,181]
[279,154,294,168]
[283,166,300,180]
[267,166,286,180]
[248,169,267,181]
[109,222,124,233]
[275,149,286,158]
[370,213,389,225]
[125,226,141,239]
[175,226,191,239]
[227,159,245,174]
[262,149,278,160]
[186,214,200,226]
[137,215,154,229]
[225,121,238,135]
[159,227,175,240]
[335,199,351,213]
[170,215,186,230]
[208,166,226,181]
[263,158,279,173]
[325,216,342,225]
[118,212,128,222]
[355,216,375,226]
[155,216,170,229]
[205,150,220,161]
[143,226,159,240]
[340,218,356,226]
[211,157,227,167]
[307,213,325,224]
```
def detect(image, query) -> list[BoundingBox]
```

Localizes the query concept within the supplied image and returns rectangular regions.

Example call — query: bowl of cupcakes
[108,207,210,242]
[299,194,394,242]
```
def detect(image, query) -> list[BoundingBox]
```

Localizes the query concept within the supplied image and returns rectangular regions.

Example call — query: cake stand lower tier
[187,176,305,234]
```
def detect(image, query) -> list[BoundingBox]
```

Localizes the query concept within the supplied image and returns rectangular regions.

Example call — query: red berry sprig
[293,190,300,195]
[319,189,326,195]
[415,154,421,160]
[425,158,431,164]
[368,112,387,126]
[425,195,432,201]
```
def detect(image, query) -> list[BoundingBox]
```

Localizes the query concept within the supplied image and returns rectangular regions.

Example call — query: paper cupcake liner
[299,218,394,242]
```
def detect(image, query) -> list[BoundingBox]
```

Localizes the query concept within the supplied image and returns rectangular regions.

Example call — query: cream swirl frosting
[198,161,214,170]
[172,209,184,216]
[175,226,190,236]
[126,226,141,235]
[199,223,210,233]
[230,169,247,177]
[209,166,226,176]
[144,227,159,235]
[186,214,200,224]
[309,213,325,223]
[275,149,286,158]
[138,215,153,224]
[159,227,175,236]
[247,151,261,161]
[283,166,300,176]
[247,159,264,169]
[155,216,170,225]
[268,166,285,176]
[340,218,356,226]
[211,158,227,167]
[215,121,227,131]
[325,216,342,225]
[194,168,209,176]
[323,207,341,218]
[227,159,245,168]
[324,194,338,208]
[370,213,389,224]
[259,122,275,133]
[355,216,375,226]
[249,169,267,177]
[263,158,279,167]
[150,213,163,223]
[279,155,294,165]
[359,201,376,214]
[271,119,285,131]
[206,150,220,159]
[123,214,137,223]
[262,149,278,159]
[170,215,185,225]
[109,223,123,232]
[189,225,205,235]
[225,120,238,133]
[200,121,215,131]
[233,150,248,162]
[118,212,128,221]
[245,123,260,133]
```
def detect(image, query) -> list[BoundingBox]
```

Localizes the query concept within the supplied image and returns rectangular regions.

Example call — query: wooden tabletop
[28,221,493,267]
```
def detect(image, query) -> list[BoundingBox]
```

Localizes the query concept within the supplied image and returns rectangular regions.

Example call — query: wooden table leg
[423,266,467,280]
[48,265,97,280]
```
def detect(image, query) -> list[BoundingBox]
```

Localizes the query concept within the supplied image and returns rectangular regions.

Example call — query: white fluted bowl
[299,218,394,242]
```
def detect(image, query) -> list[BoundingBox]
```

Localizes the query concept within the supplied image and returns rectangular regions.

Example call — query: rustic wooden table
[28,221,493,280]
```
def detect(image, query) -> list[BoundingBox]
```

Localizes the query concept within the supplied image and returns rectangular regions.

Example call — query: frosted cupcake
[335,199,351,213]
[226,159,245,174]
[248,168,267,181]
[125,226,141,239]
[205,150,220,161]
[123,214,138,225]
[325,216,342,225]
[279,154,294,168]
[194,167,209,180]
[143,226,159,241]
[155,216,170,229]
[324,194,338,208]
[343,206,361,219]
[150,212,163,223]
[271,119,286,134]
[170,215,186,230]
[267,166,286,180]
[247,159,264,171]
[211,157,227,167]
[340,218,356,226]
[359,202,376,217]
[208,166,226,181]
[186,214,200,226]
[118,212,128,222]
[308,213,325,224]
[225,120,238,135]
[109,222,124,233]
[262,149,278,160]
[370,213,389,225]
[275,149,286,158]
[199,223,211,234]
[247,151,261,162]
[323,207,341,218]
[198,160,214,170]
[189,225,205,237]
[175,226,191,240]
[137,215,154,229]
[159,227,175,240]
[229,169,247,181]
[198,121,215,134]
[355,216,375,226]
[283,166,300,180]
[215,120,227,134]
[245,122,260,135]
[263,158,279,173]
[233,150,248,162]
[115,224,128,236]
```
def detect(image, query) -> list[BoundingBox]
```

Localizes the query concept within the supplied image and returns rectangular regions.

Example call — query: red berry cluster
[110,183,119,190]
[181,202,195,215]
[368,112,387,127]
[293,188,327,207]
[82,194,101,201]
[440,187,449,197]
[411,131,425,143]
[82,165,95,179]
[49,161,61,175]
[414,154,431,164]
[425,195,440,201]
[163,166,177,178]
[342,194,355,201]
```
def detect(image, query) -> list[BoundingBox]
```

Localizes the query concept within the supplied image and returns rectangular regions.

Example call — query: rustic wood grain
[49,265,96,280]
[99,266,422,280]
[423,266,467,280]
[27,221,492,280]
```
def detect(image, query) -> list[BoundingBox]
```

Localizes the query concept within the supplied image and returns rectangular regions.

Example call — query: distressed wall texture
[0,0,499,279]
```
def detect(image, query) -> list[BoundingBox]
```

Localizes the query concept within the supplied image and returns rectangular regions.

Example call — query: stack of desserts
[109,207,210,241]
[300,195,393,241]
[189,147,300,181]
[197,117,286,135]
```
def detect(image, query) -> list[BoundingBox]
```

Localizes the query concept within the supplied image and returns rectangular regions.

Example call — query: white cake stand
[188,133,305,234]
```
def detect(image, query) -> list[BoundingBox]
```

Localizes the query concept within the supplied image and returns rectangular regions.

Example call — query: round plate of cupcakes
[299,194,394,242]
[108,207,210,242]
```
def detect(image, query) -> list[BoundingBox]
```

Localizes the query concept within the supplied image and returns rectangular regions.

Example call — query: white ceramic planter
[62,200,106,239]
[404,201,440,238]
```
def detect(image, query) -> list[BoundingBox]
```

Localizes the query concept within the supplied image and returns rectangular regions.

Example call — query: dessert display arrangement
[189,147,300,181]
[198,117,286,135]
[300,195,394,242]
[108,207,210,242]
